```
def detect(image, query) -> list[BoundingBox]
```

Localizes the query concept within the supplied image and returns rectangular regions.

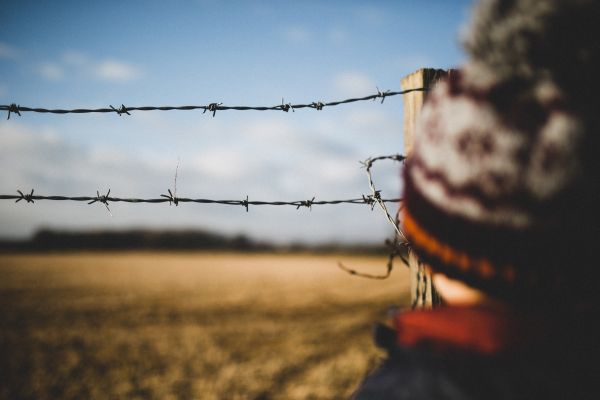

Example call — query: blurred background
[0,0,469,398]
[0,0,468,245]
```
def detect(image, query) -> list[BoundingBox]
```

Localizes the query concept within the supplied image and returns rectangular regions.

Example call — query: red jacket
[351,305,600,399]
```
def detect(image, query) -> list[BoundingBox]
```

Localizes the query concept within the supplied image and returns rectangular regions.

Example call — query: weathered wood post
[401,68,453,308]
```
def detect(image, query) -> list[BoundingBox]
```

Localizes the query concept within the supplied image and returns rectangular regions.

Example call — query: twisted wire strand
[1,155,405,211]
[3,156,409,280]
[0,193,402,207]
[360,154,408,242]
[337,154,410,280]
[1,88,427,119]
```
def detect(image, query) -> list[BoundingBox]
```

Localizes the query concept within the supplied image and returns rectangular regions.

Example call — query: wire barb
[296,196,316,210]
[280,98,294,113]
[15,189,34,204]
[204,102,222,117]
[160,189,179,206]
[88,189,112,215]
[7,103,21,120]
[110,104,131,116]
[311,101,325,111]
[362,193,378,210]
[376,87,391,104]
[241,195,249,212]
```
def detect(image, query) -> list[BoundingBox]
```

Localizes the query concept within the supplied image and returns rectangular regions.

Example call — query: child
[352,0,600,398]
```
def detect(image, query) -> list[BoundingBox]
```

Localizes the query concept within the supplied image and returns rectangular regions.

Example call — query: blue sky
[0,0,472,243]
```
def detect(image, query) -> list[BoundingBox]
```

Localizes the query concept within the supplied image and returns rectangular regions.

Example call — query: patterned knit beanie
[403,0,600,304]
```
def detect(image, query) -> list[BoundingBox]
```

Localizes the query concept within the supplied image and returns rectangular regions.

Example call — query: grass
[0,252,410,399]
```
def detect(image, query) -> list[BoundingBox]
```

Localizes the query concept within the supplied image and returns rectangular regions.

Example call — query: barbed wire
[2,155,409,279]
[337,154,410,280]
[0,88,427,119]
[360,154,408,243]
[0,155,405,213]
[1,190,402,211]
[1,81,426,284]
[338,209,410,280]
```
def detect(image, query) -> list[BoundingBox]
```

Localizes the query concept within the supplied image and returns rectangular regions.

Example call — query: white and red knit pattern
[408,67,583,229]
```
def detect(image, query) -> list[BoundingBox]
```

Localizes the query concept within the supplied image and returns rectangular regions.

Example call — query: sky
[0,0,472,244]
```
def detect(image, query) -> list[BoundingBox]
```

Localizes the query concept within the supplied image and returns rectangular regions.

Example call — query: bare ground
[0,252,410,400]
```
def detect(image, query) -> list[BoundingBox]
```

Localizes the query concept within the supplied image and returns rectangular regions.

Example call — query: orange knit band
[403,210,516,283]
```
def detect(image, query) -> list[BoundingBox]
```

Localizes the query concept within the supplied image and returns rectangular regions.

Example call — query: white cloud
[244,119,299,147]
[39,62,64,81]
[93,59,142,82]
[190,149,260,181]
[242,117,357,159]
[0,42,19,59]
[0,123,163,194]
[333,71,376,97]
[284,26,311,43]
[32,51,142,84]
[0,124,81,190]
[61,50,88,66]
[319,158,358,185]
[346,108,388,128]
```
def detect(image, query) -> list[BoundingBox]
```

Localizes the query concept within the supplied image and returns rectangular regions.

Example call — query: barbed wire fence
[1,155,409,278]
[1,88,426,119]
[1,87,421,279]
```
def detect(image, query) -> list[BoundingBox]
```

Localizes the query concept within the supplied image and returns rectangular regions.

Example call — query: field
[0,252,410,399]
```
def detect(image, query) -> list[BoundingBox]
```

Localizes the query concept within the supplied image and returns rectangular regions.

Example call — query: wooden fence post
[401,68,452,308]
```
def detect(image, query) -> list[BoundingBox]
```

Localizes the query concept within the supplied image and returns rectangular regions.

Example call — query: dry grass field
[0,252,410,399]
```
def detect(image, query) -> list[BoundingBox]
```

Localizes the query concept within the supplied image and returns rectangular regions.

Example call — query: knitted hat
[402,0,600,303]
